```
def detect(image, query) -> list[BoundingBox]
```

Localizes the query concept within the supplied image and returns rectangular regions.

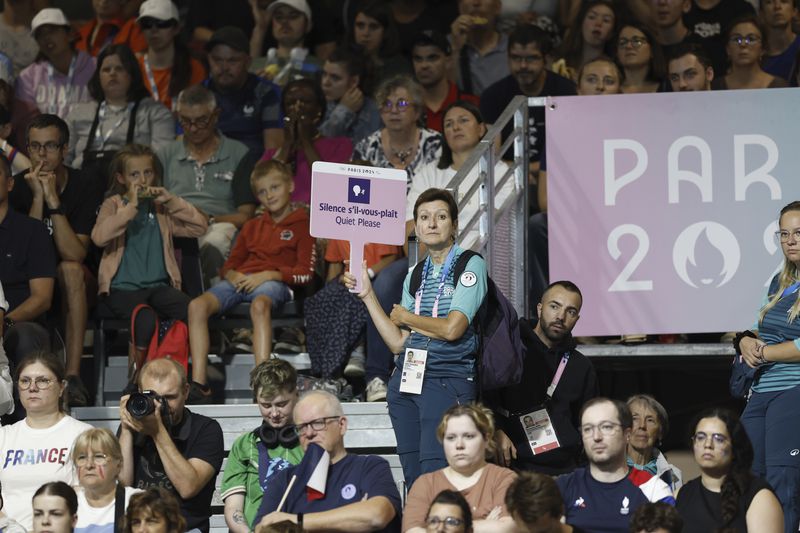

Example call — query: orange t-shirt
[325,240,401,269]
[76,18,147,57]
[137,54,207,110]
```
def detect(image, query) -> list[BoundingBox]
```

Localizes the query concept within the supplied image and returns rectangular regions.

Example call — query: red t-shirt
[425,81,481,133]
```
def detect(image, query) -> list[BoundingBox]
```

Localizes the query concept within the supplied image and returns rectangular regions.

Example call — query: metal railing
[445,95,534,318]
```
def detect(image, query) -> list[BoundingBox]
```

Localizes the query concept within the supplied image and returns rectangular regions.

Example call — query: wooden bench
[72,402,402,533]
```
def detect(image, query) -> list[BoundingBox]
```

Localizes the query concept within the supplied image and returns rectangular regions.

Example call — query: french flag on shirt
[296,443,330,501]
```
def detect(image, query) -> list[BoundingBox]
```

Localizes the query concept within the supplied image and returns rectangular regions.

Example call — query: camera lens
[126,392,155,418]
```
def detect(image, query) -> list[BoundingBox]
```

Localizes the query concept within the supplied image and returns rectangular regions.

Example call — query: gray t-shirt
[0,16,37,77]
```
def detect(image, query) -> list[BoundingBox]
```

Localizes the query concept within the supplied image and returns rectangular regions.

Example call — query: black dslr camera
[126,390,168,419]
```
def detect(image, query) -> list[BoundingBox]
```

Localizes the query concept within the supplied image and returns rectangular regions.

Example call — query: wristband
[49,205,64,215]
[733,330,757,355]
[368,267,376,279]
[296,513,303,528]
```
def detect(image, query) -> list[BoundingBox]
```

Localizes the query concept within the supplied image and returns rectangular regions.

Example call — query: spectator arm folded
[7,278,54,322]
[303,496,397,532]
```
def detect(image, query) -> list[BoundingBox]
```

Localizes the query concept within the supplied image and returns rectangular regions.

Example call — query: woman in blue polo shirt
[738,200,800,532]
[345,187,488,488]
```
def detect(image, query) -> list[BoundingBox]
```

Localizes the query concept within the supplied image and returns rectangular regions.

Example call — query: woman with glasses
[717,16,788,90]
[71,428,141,533]
[424,490,473,533]
[31,482,79,533]
[626,394,682,492]
[261,78,352,204]
[402,404,516,532]
[0,352,92,530]
[353,75,442,184]
[736,200,800,531]
[615,23,665,94]
[64,44,174,183]
[676,408,782,532]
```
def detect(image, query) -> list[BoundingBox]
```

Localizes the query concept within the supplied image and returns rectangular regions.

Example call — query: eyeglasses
[618,36,648,48]
[425,516,464,529]
[580,422,622,437]
[294,416,341,436]
[729,34,761,46]
[178,115,213,130]
[75,453,109,467]
[692,432,729,445]
[775,230,800,243]
[139,18,176,30]
[17,376,55,390]
[27,141,63,153]
[381,98,412,112]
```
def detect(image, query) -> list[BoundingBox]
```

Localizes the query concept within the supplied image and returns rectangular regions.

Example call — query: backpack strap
[409,260,426,296]
[113,483,125,533]
[409,249,482,295]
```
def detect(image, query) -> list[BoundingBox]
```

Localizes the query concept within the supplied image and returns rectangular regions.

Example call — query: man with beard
[557,398,675,533]
[667,43,714,91]
[486,281,598,475]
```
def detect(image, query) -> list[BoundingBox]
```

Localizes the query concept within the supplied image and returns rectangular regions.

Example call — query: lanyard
[545,353,570,399]
[414,246,457,318]
[46,56,77,114]
[781,281,800,298]
[142,54,161,104]
[94,101,133,150]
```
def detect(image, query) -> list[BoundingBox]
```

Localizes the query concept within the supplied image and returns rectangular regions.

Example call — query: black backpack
[409,250,526,391]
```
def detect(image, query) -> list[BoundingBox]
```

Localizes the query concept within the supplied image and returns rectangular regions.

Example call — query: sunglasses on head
[139,18,176,30]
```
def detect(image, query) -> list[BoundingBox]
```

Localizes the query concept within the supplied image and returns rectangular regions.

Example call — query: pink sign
[310,161,407,291]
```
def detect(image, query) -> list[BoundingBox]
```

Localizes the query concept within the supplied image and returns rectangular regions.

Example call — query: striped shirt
[752,275,800,393]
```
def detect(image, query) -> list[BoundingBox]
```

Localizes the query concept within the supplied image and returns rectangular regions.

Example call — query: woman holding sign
[737,200,800,532]
[345,188,488,488]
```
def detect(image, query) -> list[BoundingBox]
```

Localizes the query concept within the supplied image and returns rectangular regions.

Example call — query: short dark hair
[413,188,459,225]
[667,42,713,71]
[542,280,583,305]
[508,24,552,56]
[33,482,78,516]
[124,488,186,533]
[427,490,473,532]
[505,472,564,525]
[89,44,150,103]
[580,397,633,429]
[26,113,70,146]
[282,78,326,119]
[629,502,683,533]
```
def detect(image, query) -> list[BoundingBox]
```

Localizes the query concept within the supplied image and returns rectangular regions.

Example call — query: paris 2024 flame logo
[672,222,741,288]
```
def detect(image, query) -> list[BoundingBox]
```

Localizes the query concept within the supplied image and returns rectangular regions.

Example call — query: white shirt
[75,485,142,533]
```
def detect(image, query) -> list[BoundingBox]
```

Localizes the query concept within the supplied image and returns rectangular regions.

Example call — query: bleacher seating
[72,402,403,533]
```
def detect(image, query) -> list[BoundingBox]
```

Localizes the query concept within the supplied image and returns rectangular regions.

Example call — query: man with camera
[119,358,225,533]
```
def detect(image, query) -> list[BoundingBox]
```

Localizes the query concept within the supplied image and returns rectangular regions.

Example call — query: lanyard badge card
[518,353,570,455]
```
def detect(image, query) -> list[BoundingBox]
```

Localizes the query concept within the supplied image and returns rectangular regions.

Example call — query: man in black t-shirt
[683,0,754,42]
[9,114,104,406]
[119,358,224,533]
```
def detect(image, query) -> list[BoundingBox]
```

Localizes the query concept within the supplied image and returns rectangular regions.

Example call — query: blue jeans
[742,384,800,533]
[387,369,477,488]
[208,280,292,313]
[365,258,408,382]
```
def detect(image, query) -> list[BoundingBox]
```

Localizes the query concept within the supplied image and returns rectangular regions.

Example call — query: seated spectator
[9,114,105,406]
[411,31,479,133]
[119,358,225,532]
[31,482,79,533]
[14,8,95,131]
[449,0,509,96]
[576,56,623,95]
[0,282,13,417]
[253,390,402,531]
[552,0,617,82]
[388,0,456,59]
[0,352,93,530]
[262,78,352,204]
[205,26,284,156]
[76,0,147,57]
[345,0,411,83]
[65,44,175,184]
[123,488,186,533]
[683,0,754,43]
[221,360,304,532]
[630,502,683,533]
[72,428,142,533]
[626,395,683,492]
[319,48,381,145]
[305,238,400,385]
[0,100,31,175]
[159,84,257,287]
[616,23,665,94]
[90,144,207,376]
[505,471,577,533]
[0,0,38,77]
[497,1,561,36]
[424,490,473,533]
[403,404,517,532]
[557,398,675,533]
[0,153,56,367]
[762,0,800,82]
[136,0,207,111]
[248,0,340,62]
[345,188,488,487]
[667,43,714,91]
[407,101,510,250]
[187,160,313,401]
[251,0,322,86]
[715,16,788,90]
[676,408,783,533]
[353,75,442,189]
[188,0,257,46]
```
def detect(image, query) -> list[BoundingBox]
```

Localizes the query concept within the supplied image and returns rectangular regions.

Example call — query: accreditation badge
[519,407,561,455]
[399,348,427,394]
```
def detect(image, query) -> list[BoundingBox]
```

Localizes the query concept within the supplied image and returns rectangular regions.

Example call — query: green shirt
[220,431,304,527]
[110,200,169,291]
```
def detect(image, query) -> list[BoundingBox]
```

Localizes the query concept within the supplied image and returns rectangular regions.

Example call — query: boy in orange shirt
[187,160,315,403]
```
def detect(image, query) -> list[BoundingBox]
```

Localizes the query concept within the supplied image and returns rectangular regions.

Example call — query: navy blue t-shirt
[255,453,402,532]
[0,208,56,313]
